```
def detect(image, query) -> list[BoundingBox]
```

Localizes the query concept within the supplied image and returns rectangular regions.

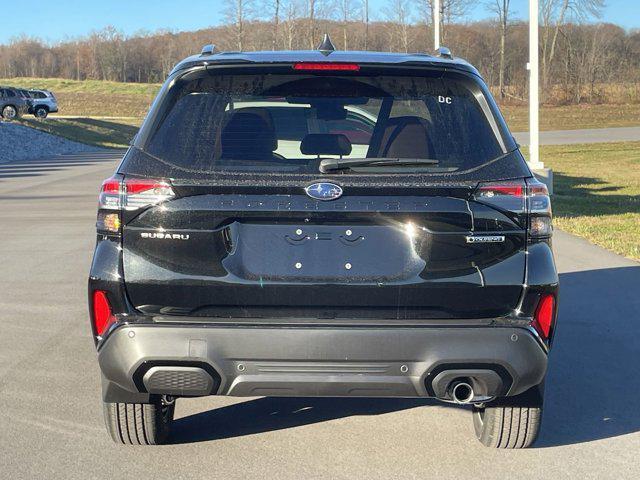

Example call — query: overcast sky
[2,0,637,45]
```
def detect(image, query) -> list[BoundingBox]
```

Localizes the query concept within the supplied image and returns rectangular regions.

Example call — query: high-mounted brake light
[293,62,361,72]
[92,290,116,337]
[532,294,555,341]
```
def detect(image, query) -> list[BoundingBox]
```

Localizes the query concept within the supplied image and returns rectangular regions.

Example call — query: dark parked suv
[89,40,558,448]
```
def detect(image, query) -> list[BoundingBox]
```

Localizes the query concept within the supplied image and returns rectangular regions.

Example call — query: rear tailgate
[122,185,526,320]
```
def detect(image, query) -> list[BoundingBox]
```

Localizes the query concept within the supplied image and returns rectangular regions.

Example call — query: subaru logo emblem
[305,182,343,201]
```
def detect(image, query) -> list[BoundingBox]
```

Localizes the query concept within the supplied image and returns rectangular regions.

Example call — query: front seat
[378,116,434,159]
[220,110,279,160]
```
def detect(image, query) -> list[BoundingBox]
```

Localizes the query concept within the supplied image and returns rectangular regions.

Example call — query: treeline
[1,0,639,104]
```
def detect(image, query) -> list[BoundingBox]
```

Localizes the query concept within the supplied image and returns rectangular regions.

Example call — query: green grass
[19,117,141,149]
[540,142,640,260]
[0,77,160,95]
[502,104,640,132]
[1,77,159,117]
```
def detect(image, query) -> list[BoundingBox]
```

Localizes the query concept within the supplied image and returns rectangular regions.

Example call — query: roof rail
[317,34,336,56]
[200,44,218,56]
[436,47,453,60]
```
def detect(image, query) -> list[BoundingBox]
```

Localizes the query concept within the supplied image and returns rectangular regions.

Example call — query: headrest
[221,111,277,158]
[381,116,432,159]
[300,134,352,156]
[235,107,276,132]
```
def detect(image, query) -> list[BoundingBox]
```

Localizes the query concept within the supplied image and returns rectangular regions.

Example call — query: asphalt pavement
[513,126,640,145]
[1,151,639,479]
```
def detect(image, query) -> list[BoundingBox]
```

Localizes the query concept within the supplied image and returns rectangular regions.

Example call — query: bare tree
[305,0,331,48]
[385,0,413,53]
[283,0,301,49]
[226,0,254,51]
[338,0,361,49]
[363,0,370,49]
[414,0,432,47]
[268,0,281,49]
[541,0,604,91]
[2,4,637,109]
[308,0,316,48]
[414,0,472,45]
[487,0,511,99]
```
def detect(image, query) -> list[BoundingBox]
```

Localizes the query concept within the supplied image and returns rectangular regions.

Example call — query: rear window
[140,72,510,176]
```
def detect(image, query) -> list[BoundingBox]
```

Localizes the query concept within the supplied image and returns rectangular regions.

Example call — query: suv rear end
[89,46,558,448]
[28,89,58,118]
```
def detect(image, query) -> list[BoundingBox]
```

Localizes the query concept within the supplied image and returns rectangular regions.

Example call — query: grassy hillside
[1,77,160,117]
[18,117,141,149]
[1,78,157,146]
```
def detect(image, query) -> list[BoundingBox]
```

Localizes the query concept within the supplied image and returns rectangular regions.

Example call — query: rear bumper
[98,323,547,403]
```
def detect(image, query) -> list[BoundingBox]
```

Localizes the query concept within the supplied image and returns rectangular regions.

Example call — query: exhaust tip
[451,381,474,404]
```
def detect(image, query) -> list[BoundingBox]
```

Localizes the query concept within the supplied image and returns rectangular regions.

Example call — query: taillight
[92,290,117,337]
[477,183,524,197]
[532,294,556,341]
[293,62,361,71]
[98,177,122,210]
[474,180,526,213]
[123,178,175,210]
[527,179,553,239]
[97,176,174,234]
[474,179,552,241]
[97,176,123,234]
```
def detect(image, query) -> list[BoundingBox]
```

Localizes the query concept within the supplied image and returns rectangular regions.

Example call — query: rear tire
[34,106,48,118]
[2,105,17,121]
[103,399,175,445]
[472,386,543,449]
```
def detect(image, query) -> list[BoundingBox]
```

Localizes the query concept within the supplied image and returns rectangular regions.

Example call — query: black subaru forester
[89,40,558,448]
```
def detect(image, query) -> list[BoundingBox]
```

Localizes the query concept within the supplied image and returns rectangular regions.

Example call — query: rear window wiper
[319,157,440,173]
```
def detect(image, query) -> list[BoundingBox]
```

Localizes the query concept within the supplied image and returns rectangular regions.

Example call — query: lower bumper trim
[98,323,547,401]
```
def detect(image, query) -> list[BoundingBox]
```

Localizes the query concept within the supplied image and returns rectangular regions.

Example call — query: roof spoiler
[200,44,219,56]
[436,47,453,60]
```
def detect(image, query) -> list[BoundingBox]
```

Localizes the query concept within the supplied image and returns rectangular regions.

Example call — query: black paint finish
[120,193,527,319]
[88,52,558,411]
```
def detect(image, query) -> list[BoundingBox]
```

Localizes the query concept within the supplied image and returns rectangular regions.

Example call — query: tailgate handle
[339,235,365,245]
